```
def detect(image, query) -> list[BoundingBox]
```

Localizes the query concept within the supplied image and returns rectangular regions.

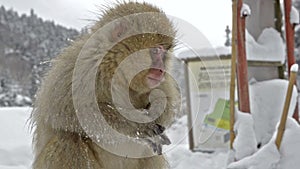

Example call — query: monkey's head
[94,2,177,102]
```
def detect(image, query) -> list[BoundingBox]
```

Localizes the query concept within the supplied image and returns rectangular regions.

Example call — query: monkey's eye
[159,43,172,51]
[150,47,159,55]
[150,46,167,61]
[166,45,173,50]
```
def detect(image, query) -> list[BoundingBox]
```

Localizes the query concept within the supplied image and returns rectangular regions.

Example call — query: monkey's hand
[139,124,171,155]
[100,103,171,154]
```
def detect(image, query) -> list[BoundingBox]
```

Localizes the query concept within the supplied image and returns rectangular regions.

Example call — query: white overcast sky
[0,0,232,48]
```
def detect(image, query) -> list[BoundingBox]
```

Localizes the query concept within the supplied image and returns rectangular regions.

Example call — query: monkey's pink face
[146,45,167,88]
[105,19,174,92]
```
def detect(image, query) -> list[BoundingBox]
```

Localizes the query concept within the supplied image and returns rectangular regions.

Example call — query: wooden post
[236,0,251,113]
[184,60,195,151]
[230,0,237,150]
[275,64,298,149]
[284,0,299,122]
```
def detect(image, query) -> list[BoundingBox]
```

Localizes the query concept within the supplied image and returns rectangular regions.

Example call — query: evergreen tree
[0,6,80,106]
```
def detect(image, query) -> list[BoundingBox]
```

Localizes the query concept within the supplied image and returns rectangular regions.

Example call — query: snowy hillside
[0,6,79,106]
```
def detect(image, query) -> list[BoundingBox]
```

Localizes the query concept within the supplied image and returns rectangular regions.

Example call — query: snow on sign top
[246,28,285,63]
[178,28,285,63]
[291,64,299,72]
[176,46,231,59]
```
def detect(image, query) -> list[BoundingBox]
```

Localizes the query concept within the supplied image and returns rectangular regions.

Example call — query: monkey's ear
[110,21,128,42]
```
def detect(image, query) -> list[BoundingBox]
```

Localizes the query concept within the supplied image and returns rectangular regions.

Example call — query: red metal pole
[284,0,299,122]
[236,0,251,113]
[285,0,296,74]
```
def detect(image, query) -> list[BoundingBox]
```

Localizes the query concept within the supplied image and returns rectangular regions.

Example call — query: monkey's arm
[33,131,102,169]
[99,103,171,154]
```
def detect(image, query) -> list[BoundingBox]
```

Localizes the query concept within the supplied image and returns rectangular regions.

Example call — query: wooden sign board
[183,52,283,152]
[184,56,231,152]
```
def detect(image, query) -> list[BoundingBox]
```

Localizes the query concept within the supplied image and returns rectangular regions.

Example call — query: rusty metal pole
[284,0,299,122]
[236,0,251,113]
[284,0,296,74]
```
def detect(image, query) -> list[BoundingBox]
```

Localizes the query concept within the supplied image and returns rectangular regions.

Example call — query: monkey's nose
[149,68,164,76]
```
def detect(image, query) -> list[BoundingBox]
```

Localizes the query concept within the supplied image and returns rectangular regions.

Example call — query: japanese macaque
[31,1,180,169]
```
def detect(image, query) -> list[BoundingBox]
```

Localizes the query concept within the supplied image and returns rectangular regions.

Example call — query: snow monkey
[31,1,180,169]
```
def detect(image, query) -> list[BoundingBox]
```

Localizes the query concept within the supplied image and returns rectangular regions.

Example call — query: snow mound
[233,110,257,161]
[228,117,300,169]
[249,79,298,146]
[228,79,299,169]
[277,117,300,168]
[228,140,280,169]
[246,28,285,63]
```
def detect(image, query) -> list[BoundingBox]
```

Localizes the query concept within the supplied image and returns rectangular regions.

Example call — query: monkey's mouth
[146,76,165,88]
[146,67,165,88]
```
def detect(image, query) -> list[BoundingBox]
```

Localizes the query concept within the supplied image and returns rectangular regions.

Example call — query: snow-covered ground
[0,107,33,169]
[0,108,229,169]
[0,79,299,169]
